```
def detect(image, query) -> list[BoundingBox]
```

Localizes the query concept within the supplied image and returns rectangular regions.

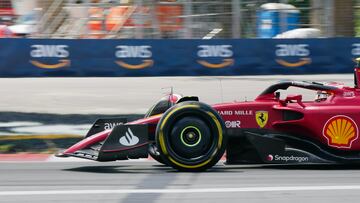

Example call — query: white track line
[2,185,360,196]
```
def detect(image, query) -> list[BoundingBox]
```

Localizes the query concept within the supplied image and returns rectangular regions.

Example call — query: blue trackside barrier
[0,38,359,77]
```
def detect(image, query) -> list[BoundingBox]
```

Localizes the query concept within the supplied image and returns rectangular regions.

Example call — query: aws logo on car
[197,45,234,69]
[30,45,70,69]
[275,44,311,68]
[115,45,153,69]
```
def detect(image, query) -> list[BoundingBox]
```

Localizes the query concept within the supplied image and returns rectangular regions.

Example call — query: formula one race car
[57,62,360,172]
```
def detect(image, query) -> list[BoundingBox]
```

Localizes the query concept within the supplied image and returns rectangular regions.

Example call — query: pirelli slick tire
[155,101,227,172]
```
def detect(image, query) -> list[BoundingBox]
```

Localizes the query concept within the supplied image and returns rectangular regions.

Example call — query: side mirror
[275,92,280,100]
[285,94,302,102]
[284,94,305,108]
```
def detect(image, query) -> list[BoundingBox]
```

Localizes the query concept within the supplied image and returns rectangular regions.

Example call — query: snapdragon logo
[268,154,309,163]
[30,45,70,69]
[119,128,139,146]
[275,44,311,68]
[115,45,153,69]
[197,45,234,68]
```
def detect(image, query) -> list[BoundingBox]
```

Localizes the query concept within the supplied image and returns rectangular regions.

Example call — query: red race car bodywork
[57,64,360,171]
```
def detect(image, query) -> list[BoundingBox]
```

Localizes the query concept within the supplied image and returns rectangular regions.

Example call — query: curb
[0,154,51,161]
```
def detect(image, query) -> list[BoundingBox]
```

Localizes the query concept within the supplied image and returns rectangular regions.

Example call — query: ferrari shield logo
[256,111,268,128]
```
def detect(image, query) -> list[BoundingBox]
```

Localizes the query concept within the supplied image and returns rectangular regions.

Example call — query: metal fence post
[184,0,192,39]
[232,0,241,38]
[134,0,144,39]
[325,0,334,37]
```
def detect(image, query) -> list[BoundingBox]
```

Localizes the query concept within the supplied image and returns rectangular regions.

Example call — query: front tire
[155,101,227,172]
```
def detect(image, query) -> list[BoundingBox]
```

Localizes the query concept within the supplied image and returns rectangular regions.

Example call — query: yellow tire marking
[206,111,223,148]
[159,104,199,156]
[158,104,224,169]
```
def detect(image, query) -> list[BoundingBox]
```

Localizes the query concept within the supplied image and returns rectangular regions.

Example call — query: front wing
[58,124,149,161]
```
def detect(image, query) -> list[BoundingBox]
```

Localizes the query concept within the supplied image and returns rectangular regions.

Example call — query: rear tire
[155,101,227,172]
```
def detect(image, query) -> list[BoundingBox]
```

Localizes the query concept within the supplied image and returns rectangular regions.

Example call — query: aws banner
[0,38,359,77]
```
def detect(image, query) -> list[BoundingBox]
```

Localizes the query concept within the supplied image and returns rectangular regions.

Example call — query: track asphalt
[1,161,360,203]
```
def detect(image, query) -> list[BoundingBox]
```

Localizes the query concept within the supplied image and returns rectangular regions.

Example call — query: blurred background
[0,0,358,39]
[1,2,360,203]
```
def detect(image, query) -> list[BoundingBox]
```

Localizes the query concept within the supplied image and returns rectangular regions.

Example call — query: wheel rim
[156,102,226,170]
[180,126,202,147]
[166,115,216,163]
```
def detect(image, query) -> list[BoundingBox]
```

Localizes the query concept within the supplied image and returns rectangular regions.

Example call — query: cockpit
[144,94,182,118]
[315,91,331,102]
[256,81,339,105]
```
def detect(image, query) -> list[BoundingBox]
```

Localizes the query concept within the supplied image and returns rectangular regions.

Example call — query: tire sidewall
[155,101,227,171]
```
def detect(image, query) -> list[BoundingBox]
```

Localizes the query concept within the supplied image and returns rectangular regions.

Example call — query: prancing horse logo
[256,111,268,128]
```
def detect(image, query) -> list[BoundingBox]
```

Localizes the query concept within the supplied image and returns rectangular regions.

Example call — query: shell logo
[322,115,359,148]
